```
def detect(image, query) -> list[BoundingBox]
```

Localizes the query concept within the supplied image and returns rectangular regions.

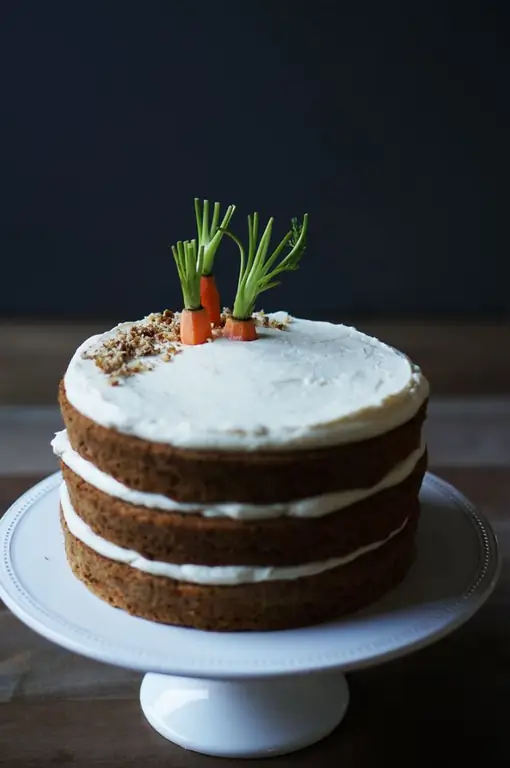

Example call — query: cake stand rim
[0,470,501,679]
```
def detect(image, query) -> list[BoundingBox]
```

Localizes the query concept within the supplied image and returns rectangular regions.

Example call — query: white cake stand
[0,472,500,759]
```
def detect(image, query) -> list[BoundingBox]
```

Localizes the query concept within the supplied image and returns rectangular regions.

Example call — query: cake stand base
[140,671,349,758]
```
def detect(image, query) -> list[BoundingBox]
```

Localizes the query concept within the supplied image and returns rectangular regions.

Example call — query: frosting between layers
[63,313,429,451]
[53,429,426,520]
[60,483,409,585]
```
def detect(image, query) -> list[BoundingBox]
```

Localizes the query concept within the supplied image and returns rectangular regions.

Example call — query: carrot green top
[170,239,205,310]
[194,199,236,276]
[222,213,308,320]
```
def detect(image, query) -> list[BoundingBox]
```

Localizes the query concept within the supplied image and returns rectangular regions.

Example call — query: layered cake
[52,202,429,631]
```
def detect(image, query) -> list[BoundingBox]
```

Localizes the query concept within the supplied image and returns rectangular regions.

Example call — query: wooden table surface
[1,320,509,766]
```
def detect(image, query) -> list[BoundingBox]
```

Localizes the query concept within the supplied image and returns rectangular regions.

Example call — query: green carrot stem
[194,199,236,276]
[170,239,204,310]
[220,213,308,320]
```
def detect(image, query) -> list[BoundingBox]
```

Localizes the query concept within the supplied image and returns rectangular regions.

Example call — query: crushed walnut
[82,310,182,385]
[220,307,291,331]
[253,310,292,330]
[219,307,232,327]
[83,307,291,385]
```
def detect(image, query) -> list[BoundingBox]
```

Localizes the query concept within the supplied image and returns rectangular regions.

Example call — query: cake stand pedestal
[140,671,349,756]
[0,473,500,759]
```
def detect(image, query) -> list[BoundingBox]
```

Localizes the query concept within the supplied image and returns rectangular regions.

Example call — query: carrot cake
[52,201,429,631]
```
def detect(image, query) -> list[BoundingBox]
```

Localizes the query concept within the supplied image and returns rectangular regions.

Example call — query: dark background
[1,2,495,319]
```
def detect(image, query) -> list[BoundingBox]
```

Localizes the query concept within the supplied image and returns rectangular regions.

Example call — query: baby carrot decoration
[195,199,236,327]
[221,213,308,341]
[171,239,212,345]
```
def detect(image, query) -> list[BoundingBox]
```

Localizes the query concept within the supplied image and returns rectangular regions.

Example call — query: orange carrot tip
[200,274,222,327]
[219,212,309,341]
[170,239,212,345]
[194,199,236,326]
[223,316,257,342]
[180,307,212,346]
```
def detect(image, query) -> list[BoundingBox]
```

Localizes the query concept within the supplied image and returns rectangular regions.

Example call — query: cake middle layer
[59,450,427,566]
[60,482,412,585]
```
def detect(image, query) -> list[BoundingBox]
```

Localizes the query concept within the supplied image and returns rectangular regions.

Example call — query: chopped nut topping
[253,310,291,331]
[220,307,291,331]
[82,307,291,384]
[219,307,232,327]
[82,311,182,384]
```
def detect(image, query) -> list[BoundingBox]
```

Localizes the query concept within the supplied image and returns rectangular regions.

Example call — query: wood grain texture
[1,463,509,765]
[1,319,509,404]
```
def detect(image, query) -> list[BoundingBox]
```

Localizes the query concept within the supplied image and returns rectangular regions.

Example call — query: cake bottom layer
[62,510,418,632]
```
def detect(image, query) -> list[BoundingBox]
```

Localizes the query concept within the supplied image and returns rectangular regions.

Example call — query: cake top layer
[64,312,429,451]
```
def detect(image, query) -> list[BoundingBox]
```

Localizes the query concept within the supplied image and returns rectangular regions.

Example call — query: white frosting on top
[64,313,429,451]
[53,430,426,520]
[60,484,409,585]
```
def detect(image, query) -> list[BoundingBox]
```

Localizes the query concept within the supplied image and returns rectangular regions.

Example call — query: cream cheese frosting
[60,483,409,585]
[63,313,429,452]
[53,429,426,520]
